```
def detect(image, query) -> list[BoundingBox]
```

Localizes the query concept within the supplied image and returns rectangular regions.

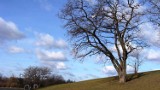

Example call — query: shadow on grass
[127,73,145,82]
[111,73,146,82]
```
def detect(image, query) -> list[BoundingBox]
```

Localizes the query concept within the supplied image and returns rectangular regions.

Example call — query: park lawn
[38,70,160,90]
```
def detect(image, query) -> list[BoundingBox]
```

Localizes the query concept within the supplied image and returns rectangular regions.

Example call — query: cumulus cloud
[146,49,160,61]
[35,49,67,61]
[102,65,134,76]
[139,23,160,46]
[41,61,68,70]
[8,46,25,53]
[102,66,117,76]
[0,17,24,43]
[55,40,67,48]
[34,33,68,71]
[56,62,67,70]
[35,33,54,48]
[127,65,135,73]
[35,33,67,49]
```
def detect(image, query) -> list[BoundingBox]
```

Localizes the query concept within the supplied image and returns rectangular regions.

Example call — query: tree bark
[110,56,127,83]
[118,61,127,83]
[134,66,138,75]
[118,70,126,83]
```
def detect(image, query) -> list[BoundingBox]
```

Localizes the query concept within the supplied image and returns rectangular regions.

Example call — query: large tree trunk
[118,70,126,83]
[118,64,127,83]
[110,57,127,83]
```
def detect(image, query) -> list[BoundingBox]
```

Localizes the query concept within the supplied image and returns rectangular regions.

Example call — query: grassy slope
[38,70,160,90]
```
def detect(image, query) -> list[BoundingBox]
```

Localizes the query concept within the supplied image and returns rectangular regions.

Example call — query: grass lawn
[38,70,160,90]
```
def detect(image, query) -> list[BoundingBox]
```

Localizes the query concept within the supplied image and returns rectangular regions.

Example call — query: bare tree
[60,0,147,83]
[148,0,160,26]
[148,0,160,46]
[129,49,143,75]
[23,66,51,86]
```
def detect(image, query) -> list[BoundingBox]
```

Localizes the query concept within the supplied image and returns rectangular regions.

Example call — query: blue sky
[0,0,160,81]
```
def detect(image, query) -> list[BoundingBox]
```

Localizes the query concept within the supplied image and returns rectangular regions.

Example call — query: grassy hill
[38,70,160,90]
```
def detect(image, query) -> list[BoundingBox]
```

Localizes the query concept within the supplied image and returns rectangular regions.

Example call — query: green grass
[38,70,160,90]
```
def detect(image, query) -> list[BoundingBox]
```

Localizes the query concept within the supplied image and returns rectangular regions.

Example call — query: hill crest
[38,70,160,90]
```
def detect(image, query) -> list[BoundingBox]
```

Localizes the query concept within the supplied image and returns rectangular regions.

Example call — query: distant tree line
[0,66,74,89]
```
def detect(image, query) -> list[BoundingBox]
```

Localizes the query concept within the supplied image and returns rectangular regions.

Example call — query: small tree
[60,0,147,83]
[23,66,51,86]
[129,49,143,75]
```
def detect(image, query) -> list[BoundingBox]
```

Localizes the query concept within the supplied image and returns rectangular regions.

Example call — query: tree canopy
[60,0,159,83]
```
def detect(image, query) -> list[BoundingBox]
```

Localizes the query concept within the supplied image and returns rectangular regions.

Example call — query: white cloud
[8,46,25,53]
[35,33,54,48]
[34,33,68,71]
[109,45,123,53]
[102,66,117,76]
[129,49,143,58]
[35,33,67,49]
[95,55,108,63]
[152,68,160,71]
[127,65,135,73]
[41,61,68,70]
[55,39,68,48]
[146,49,160,60]
[102,65,134,76]
[56,62,67,70]
[0,17,24,43]
[139,23,160,46]
[36,49,67,61]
